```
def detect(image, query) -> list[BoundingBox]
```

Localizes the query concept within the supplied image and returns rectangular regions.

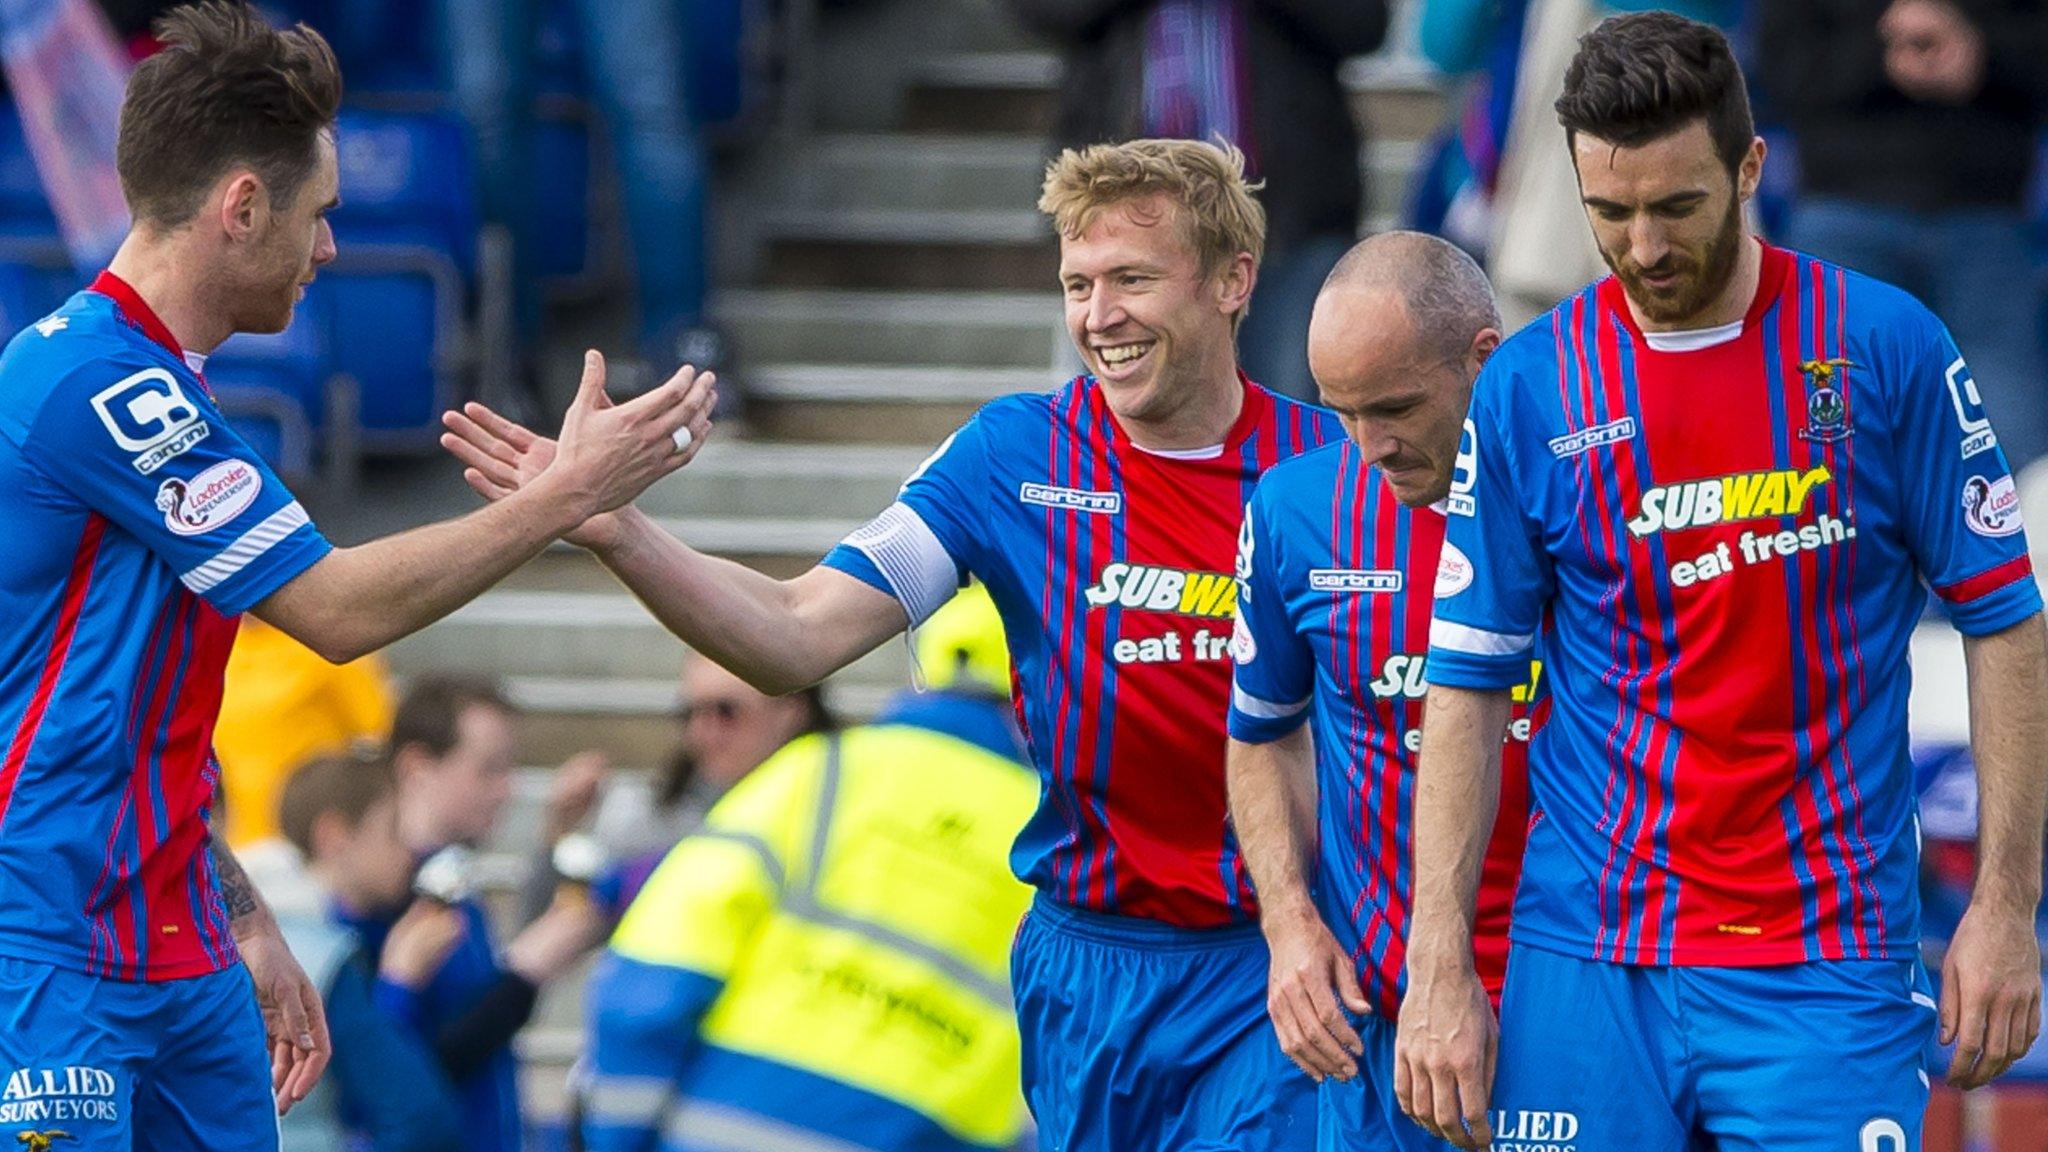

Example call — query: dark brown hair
[1555,10,1754,176]
[116,1,342,227]
[279,747,394,859]
[391,676,513,759]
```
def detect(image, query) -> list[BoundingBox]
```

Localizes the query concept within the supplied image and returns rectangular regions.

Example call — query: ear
[390,742,432,785]
[1736,136,1767,204]
[217,171,268,242]
[1468,327,1504,374]
[1216,251,1257,319]
[308,809,351,862]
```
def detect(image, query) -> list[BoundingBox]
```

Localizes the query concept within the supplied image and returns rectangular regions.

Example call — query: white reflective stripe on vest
[664,1099,886,1152]
[581,1074,673,1127]
[778,736,1015,1012]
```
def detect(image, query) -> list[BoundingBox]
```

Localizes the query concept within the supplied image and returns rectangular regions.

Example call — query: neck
[106,229,234,355]
[398,802,445,857]
[1627,233,1762,334]
[1114,354,1245,452]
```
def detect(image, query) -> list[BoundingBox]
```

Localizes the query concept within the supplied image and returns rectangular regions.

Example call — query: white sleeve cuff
[1231,682,1310,720]
[840,501,961,625]
[181,502,309,595]
[1428,617,1535,657]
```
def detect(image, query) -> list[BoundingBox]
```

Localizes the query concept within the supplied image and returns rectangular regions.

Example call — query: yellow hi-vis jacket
[590,708,1037,1152]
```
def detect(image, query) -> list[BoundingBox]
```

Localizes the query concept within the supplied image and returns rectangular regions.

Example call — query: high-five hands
[442,353,716,549]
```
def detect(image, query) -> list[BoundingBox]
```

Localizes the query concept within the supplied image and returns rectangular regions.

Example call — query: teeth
[1098,343,1151,366]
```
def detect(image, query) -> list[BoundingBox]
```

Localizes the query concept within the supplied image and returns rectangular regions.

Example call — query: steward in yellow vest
[579,586,1036,1152]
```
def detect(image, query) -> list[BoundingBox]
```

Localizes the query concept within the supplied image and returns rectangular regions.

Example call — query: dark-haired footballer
[0,4,705,1149]
[1396,11,2048,1152]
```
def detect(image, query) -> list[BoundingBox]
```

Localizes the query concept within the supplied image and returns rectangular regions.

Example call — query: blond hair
[1038,138,1267,277]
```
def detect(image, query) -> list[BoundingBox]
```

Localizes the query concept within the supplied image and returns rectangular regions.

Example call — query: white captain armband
[840,501,961,625]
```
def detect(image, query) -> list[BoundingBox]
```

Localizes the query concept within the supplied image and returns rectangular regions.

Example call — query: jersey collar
[1600,239,1793,350]
[90,269,186,362]
[1101,369,1269,456]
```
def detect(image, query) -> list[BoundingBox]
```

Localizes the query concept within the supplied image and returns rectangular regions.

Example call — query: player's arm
[255,355,712,663]
[587,506,907,694]
[213,839,331,1114]
[1225,491,1367,1081]
[1946,613,2048,1087]
[1398,391,1549,1151]
[444,400,989,695]
[1885,308,2048,1088]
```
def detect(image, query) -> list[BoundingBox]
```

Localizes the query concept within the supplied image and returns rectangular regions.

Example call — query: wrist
[1258,888,1322,941]
[516,470,600,540]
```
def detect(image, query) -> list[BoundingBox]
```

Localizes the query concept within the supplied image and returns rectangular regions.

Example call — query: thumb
[1332,952,1372,1015]
[572,350,609,412]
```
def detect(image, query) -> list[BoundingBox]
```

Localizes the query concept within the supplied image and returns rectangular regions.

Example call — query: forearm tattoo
[213,838,262,925]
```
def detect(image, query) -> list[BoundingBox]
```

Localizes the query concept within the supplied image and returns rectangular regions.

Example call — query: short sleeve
[21,354,330,617]
[821,414,987,624]
[1228,490,1313,742]
[1428,373,1555,688]
[1886,313,2042,635]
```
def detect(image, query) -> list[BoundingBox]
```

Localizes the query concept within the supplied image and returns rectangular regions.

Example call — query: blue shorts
[1493,942,1935,1152]
[1011,896,1315,1151]
[1318,1011,1456,1152]
[0,956,276,1152]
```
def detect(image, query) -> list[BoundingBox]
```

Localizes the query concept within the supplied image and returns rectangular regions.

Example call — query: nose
[1085,283,1125,335]
[313,218,337,267]
[1353,419,1402,468]
[1628,214,1670,270]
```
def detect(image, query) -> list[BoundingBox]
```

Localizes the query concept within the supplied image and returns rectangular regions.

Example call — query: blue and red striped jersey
[825,374,1338,928]
[1428,242,2043,966]
[1228,441,1536,1015]
[0,272,330,981]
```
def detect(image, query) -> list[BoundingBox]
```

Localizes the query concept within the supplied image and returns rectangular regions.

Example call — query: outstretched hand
[442,352,716,550]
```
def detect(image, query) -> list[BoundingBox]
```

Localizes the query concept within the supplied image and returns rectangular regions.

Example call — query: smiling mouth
[1094,341,1155,373]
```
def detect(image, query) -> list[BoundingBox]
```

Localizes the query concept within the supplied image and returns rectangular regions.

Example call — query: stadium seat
[205,283,336,480]
[326,107,479,450]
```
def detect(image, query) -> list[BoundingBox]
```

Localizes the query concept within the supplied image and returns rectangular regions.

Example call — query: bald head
[1308,232,1502,507]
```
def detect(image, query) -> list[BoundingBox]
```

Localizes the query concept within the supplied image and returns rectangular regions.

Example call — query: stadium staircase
[351,0,1451,1130]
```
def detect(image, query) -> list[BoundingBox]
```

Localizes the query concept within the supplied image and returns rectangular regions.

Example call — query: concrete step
[749,362,1056,444]
[901,51,1059,136]
[790,134,1046,213]
[897,50,1450,147]
[633,440,930,519]
[717,289,1059,369]
[761,207,1058,291]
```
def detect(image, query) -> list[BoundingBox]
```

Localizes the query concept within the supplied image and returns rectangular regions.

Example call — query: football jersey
[825,374,1338,928]
[1228,440,1536,1015]
[0,272,331,981]
[1427,242,2042,966]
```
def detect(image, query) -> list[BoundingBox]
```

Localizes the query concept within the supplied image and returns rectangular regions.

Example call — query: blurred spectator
[590,651,835,868]
[1758,0,2048,473]
[215,616,395,848]
[1910,743,2048,1152]
[339,677,589,1152]
[577,585,1037,1152]
[438,0,720,400]
[1464,0,1741,325]
[1009,0,1389,402]
[257,750,464,1152]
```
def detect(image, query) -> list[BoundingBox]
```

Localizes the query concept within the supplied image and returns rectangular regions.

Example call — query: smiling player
[444,138,1342,1149]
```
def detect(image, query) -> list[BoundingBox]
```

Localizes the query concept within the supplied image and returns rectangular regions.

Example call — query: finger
[1288,990,1352,1079]
[1303,979,1363,1068]
[269,1039,289,1100]
[1271,992,1330,1081]
[462,467,514,502]
[1949,986,1987,1086]
[676,413,714,466]
[1408,1058,1441,1140]
[572,350,609,410]
[277,976,314,1055]
[1939,951,1960,1045]
[442,411,522,469]
[1335,963,1373,1017]
[463,401,541,451]
[1456,1057,1496,1150]
[1394,1044,1415,1116]
[1432,1064,1473,1149]
[441,432,521,488]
